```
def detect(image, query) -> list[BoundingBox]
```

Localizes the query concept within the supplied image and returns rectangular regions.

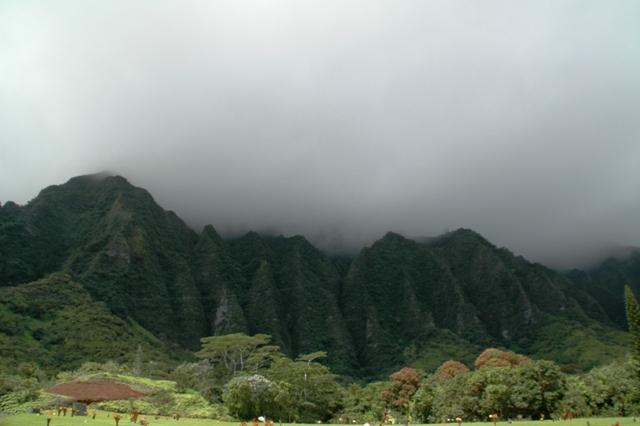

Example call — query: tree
[169,361,220,401]
[426,359,566,421]
[624,286,640,379]
[466,367,514,418]
[247,345,285,373]
[474,348,528,369]
[435,360,470,381]
[429,372,471,421]
[196,333,273,375]
[272,381,299,422]
[411,381,435,422]
[510,360,565,418]
[381,367,423,415]
[582,357,639,416]
[558,376,592,418]
[266,355,341,422]
[297,351,327,380]
[340,382,389,422]
[223,374,281,420]
[133,345,144,376]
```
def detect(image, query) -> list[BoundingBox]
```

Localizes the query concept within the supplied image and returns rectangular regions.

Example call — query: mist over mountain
[3,1,640,403]
[1,174,636,377]
[2,1,640,269]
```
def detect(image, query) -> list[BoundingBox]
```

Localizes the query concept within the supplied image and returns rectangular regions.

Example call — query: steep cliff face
[227,233,358,373]
[341,232,475,374]
[0,174,357,369]
[0,174,632,376]
[1,175,206,347]
[341,229,627,375]
[193,225,247,336]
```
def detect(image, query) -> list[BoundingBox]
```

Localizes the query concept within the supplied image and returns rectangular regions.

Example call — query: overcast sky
[1,1,639,268]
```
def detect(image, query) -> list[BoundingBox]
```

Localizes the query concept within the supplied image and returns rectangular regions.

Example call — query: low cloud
[1,1,639,268]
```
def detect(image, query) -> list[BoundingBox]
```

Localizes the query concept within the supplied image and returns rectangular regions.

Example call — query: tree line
[172,285,640,422]
[1,286,639,422]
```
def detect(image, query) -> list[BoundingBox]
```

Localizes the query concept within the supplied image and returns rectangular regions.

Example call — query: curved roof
[47,380,145,403]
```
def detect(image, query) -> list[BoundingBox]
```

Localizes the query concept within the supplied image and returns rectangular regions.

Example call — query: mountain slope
[0,174,633,376]
[0,273,173,372]
[227,232,358,373]
[341,229,629,375]
[0,174,208,348]
[0,174,357,370]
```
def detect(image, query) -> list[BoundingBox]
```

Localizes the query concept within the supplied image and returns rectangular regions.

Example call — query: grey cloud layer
[1,1,639,267]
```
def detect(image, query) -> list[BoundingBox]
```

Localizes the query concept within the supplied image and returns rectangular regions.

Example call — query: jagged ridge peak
[200,224,223,242]
[431,227,493,246]
[41,172,130,194]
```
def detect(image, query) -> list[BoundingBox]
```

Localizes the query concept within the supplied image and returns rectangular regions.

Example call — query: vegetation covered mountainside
[567,254,640,328]
[0,273,175,373]
[0,174,635,376]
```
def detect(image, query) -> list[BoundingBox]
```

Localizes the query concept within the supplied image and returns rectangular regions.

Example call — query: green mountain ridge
[0,173,634,377]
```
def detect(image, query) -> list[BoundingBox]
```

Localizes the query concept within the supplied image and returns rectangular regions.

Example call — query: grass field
[1,415,636,426]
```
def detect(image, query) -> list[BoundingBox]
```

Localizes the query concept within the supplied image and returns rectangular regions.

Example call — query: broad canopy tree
[267,354,341,422]
[412,358,566,422]
[197,333,339,422]
[435,360,470,381]
[196,333,280,375]
[223,374,282,420]
[475,348,529,369]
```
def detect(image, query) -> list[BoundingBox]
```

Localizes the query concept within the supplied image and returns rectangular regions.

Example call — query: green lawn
[1,415,636,426]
